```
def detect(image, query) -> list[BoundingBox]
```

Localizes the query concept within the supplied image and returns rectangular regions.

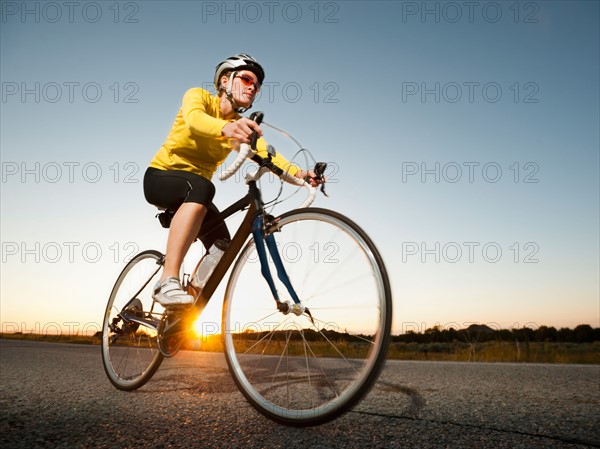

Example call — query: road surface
[1,339,598,448]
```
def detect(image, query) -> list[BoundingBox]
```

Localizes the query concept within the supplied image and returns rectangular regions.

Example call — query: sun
[192,316,221,338]
[191,297,223,339]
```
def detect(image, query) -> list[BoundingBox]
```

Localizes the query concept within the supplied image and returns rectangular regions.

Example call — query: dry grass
[3,333,599,364]
[388,341,600,364]
[0,332,100,345]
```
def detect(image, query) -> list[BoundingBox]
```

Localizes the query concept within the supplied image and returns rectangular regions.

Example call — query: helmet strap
[224,71,253,113]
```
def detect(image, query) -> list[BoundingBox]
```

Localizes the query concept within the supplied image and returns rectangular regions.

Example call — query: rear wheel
[101,250,165,390]
[222,208,392,426]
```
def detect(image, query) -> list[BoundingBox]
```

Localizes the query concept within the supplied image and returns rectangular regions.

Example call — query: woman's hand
[295,170,325,187]
[221,118,262,144]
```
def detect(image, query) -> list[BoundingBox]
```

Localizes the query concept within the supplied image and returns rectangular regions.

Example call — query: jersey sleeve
[255,137,301,177]
[181,88,230,138]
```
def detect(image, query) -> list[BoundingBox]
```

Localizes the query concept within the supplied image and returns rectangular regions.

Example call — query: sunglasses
[237,74,260,90]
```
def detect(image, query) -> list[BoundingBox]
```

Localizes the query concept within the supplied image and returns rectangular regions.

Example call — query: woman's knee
[176,202,208,219]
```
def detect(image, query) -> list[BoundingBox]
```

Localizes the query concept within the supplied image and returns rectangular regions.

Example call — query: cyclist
[144,53,320,306]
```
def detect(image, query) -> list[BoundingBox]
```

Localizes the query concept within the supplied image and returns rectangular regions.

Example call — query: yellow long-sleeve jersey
[149,88,299,180]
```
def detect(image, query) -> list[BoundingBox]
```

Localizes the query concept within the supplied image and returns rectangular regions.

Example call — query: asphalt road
[1,339,598,449]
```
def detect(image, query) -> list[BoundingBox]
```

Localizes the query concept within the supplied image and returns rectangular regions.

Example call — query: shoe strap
[155,277,186,297]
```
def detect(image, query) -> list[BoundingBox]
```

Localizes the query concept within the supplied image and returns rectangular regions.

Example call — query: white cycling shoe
[152,277,194,307]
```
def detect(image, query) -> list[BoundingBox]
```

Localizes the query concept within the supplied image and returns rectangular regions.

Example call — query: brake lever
[314,162,329,197]
[304,162,329,196]
[249,111,264,151]
[319,182,328,197]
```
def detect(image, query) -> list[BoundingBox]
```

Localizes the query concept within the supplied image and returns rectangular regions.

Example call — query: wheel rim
[102,252,164,389]
[223,211,390,423]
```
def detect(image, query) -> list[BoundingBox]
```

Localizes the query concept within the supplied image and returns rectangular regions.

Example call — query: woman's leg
[143,168,218,305]
[160,202,207,282]
[198,203,231,251]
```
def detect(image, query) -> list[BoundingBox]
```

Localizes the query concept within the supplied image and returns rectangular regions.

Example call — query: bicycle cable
[261,121,320,210]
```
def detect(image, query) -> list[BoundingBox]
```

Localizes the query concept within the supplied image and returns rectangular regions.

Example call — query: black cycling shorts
[143,167,230,249]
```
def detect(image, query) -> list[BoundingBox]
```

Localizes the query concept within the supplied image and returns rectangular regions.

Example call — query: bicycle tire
[222,208,392,426]
[101,250,165,391]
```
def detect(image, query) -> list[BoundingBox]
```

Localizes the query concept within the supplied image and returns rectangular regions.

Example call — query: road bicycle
[101,112,392,426]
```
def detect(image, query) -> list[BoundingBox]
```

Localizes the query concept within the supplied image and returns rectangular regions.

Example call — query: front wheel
[222,209,392,426]
[101,250,166,390]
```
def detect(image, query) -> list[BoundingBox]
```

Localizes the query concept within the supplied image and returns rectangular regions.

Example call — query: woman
[144,54,319,306]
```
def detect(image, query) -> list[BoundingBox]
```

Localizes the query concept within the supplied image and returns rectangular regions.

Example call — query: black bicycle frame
[194,177,303,314]
[192,188,256,311]
[121,156,305,332]
[119,188,256,331]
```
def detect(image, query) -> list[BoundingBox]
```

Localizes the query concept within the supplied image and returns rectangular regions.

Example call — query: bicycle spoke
[102,251,164,390]
[223,209,391,425]
[244,315,294,383]
[300,272,374,305]
[307,318,360,376]
[240,313,292,356]
[297,326,341,400]
[266,330,293,400]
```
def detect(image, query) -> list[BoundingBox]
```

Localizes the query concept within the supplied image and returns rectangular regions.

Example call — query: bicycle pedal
[157,312,187,357]
[157,332,183,357]
[162,315,186,332]
[164,303,192,311]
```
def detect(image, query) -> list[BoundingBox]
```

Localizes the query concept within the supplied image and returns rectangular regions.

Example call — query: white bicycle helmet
[214,53,265,90]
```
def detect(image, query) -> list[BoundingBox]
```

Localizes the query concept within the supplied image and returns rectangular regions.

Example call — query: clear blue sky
[1,1,598,335]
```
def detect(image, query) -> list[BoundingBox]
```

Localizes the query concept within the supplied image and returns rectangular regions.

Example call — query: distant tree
[446,327,459,342]
[573,324,594,343]
[496,329,513,342]
[558,327,574,342]
[535,326,558,342]
[424,325,442,343]
[512,326,535,342]
[394,324,599,343]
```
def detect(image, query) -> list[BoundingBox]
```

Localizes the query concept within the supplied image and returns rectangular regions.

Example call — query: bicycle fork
[251,215,314,324]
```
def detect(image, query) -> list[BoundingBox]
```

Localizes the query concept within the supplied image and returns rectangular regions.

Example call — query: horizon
[1,320,597,338]
[1,1,599,334]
